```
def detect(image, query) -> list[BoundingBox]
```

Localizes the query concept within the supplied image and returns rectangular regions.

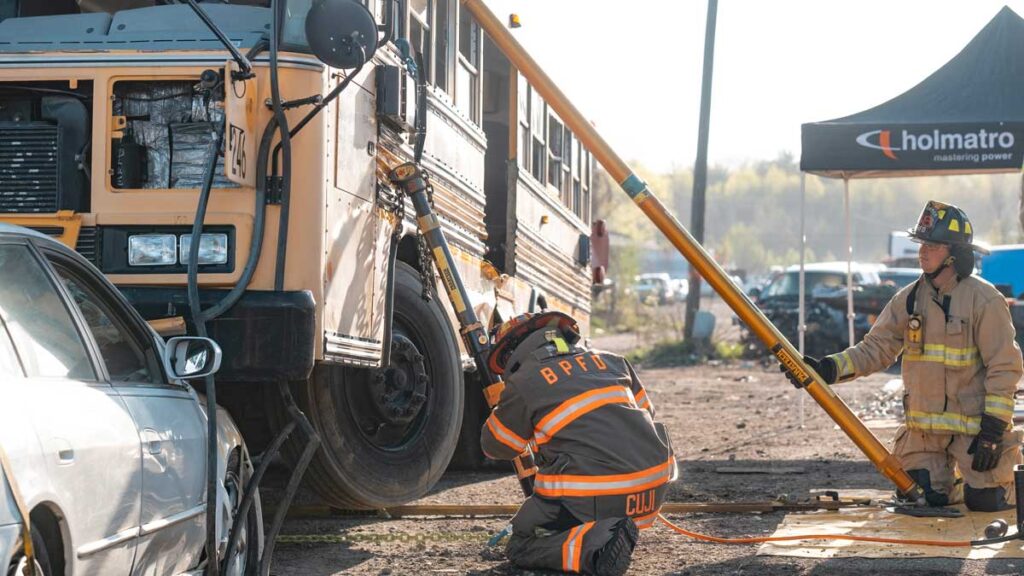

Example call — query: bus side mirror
[306,0,380,69]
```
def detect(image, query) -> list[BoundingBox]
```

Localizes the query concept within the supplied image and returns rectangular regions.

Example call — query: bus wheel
[290,261,464,508]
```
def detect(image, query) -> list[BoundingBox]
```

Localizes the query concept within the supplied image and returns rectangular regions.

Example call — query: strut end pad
[890,504,964,518]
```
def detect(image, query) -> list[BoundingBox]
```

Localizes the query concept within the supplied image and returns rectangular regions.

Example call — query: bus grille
[75,226,99,266]
[0,123,60,213]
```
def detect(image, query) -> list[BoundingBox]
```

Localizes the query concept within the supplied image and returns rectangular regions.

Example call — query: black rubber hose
[198,115,275,322]
[970,531,1021,546]
[258,383,321,576]
[221,418,297,575]
[185,114,224,576]
[380,231,401,368]
[270,0,292,291]
[413,50,428,163]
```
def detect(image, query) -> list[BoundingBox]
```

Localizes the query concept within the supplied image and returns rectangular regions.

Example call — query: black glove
[779,355,837,388]
[968,414,1008,472]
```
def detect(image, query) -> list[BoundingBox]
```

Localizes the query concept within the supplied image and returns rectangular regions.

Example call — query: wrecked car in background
[739,262,896,359]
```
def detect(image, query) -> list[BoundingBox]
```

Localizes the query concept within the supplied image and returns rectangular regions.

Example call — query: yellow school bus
[0,0,596,508]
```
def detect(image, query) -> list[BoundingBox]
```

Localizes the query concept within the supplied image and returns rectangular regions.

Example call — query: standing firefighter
[481,312,676,575]
[784,200,1023,511]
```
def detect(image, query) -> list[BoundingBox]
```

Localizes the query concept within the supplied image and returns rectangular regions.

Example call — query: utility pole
[684,0,718,341]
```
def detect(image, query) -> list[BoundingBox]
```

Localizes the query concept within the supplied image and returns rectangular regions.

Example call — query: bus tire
[283,261,464,508]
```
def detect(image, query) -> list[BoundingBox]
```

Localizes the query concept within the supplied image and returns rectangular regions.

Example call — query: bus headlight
[179,233,229,265]
[128,234,178,266]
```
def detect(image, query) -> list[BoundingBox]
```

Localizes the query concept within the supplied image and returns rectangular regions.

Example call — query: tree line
[592,153,1024,279]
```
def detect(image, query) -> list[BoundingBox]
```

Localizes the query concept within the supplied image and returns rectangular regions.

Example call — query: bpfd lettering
[902,129,1014,151]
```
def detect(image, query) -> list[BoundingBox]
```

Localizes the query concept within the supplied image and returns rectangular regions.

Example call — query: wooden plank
[275,499,864,519]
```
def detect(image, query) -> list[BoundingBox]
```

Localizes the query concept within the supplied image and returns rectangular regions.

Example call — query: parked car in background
[0,225,261,575]
[738,262,890,358]
[879,267,922,289]
[632,273,675,305]
[669,277,689,302]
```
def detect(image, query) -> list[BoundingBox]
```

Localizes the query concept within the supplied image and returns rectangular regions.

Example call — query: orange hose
[656,514,971,547]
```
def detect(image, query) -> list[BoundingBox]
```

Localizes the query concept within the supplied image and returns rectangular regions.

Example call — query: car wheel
[221,450,261,576]
[6,526,51,576]
[279,261,464,508]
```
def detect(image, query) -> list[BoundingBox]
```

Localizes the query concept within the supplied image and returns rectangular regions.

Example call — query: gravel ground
[269,356,1022,575]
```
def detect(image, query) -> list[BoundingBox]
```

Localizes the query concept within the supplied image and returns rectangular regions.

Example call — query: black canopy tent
[798,6,1024,349]
[802,5,1024,178]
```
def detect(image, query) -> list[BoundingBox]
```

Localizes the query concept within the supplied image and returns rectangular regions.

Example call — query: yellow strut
[460,0,923,501]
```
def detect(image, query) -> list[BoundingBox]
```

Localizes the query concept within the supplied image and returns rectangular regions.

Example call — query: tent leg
[798,172,806,429]
[844,177,854,348]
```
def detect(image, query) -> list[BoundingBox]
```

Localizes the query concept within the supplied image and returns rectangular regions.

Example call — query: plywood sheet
[758,489,1024,559]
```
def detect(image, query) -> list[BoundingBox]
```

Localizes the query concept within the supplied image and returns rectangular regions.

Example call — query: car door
[0,239,141,575]
[43,252,208,576]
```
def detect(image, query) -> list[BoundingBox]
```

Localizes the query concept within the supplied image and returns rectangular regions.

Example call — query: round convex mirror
[305,0,379,69]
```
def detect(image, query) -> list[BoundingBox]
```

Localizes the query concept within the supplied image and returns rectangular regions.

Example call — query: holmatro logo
[856,128,1015,160]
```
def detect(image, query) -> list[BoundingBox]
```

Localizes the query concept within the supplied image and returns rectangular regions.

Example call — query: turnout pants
[892,425,1024,510]
[505,485,666,574]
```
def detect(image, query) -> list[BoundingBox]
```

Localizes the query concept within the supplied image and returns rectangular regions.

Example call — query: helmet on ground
[487,311,580,375]
[908,200,989,254]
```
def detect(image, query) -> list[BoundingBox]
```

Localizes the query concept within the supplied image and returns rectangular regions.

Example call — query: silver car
[0,225,261,575]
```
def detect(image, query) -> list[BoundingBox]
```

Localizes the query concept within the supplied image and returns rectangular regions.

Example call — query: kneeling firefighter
[481,311,676,575]
[783,200,1023,511]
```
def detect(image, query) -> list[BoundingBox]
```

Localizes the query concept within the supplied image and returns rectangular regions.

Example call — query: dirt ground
[269,344,1023,575]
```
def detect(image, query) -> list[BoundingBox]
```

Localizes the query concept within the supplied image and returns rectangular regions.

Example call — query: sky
[482,0,1024,172]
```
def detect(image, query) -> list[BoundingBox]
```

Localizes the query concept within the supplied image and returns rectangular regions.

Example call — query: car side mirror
[305,0,379,69]
[163,336,223,380]
[748,286,762,299]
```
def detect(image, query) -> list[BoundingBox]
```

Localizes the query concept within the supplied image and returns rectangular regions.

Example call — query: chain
[415,171,438,303]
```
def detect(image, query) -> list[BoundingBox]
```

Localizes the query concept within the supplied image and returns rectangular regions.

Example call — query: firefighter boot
[592,517,639,576]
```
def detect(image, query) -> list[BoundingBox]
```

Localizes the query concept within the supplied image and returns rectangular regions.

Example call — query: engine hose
[656,513,1019,548]
[270,0,291,292]
[185,111,224,576]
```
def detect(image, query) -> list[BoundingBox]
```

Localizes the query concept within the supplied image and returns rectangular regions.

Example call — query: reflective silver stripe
[535,386,633,443]
[985,395,1015,418]
[486,414,527,451]
[536,461,672,495]
[906,411,981,435]
[831,352,854,378]
[904,344,979,367]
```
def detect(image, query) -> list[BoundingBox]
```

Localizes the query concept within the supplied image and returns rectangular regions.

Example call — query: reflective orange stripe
[634,509,660,530]
[485,413,527,452]
[535,457,674,498]
[561,522,595,572]
[534,385,635,446]
[634,388,651,410]
[561,524,582,572]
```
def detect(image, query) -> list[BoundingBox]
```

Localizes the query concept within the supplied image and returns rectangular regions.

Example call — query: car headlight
[128,234,177,266]
[179,233,229,265]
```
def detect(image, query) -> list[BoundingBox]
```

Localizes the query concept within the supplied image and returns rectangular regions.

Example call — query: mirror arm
[379,0,396,46]
[185,0,254,79]
[271,47,366,176]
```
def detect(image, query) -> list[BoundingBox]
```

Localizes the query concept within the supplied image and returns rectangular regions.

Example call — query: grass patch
[627,338,744,368]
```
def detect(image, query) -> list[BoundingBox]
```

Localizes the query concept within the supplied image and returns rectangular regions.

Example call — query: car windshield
[763,271,860,298]
[879,271,920,288]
